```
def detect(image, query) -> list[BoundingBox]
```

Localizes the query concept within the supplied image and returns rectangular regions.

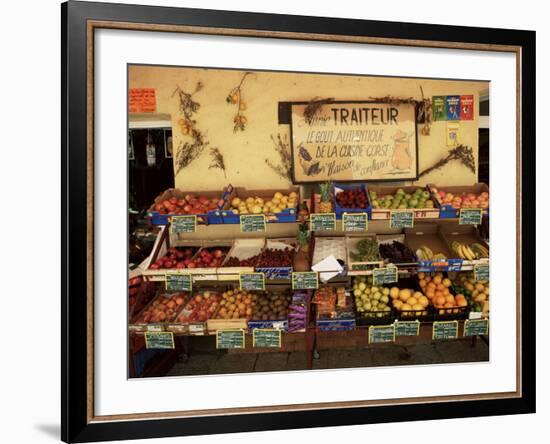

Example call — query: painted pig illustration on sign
[391,129,413,171]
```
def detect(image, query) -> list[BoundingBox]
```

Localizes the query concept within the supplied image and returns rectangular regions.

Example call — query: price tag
[291,272,318,290]
[372,266,398,286]
[165,273,192,292]
[240,214,266,232]
[171,215,196,233]
[144,332,175,349]
[395,320,420,337]
[216,330,245,349]
[146,324,164,332]
[239,272,265,291]
[368,325,395,344]
[474,263,489,282]
[463,319,489,336]
[459,208,483,225]
[310,213,336,231]
[390,210,414,228]
[432,321,458,340]
[342,212,368,232]
[252,329,281,348]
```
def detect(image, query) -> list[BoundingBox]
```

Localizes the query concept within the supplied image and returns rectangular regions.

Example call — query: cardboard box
[404,225,462,272]
[222,186,300,223]
[368,185,439,220]
[376,234,418,266]
[428,183,489,218]
[439,224,490,268]
[129,290,188,332]
[255,238,297,280]
[186,240,233,281]
[147,187,229,225]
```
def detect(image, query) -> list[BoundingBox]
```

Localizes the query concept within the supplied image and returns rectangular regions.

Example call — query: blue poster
[446,95,460,120]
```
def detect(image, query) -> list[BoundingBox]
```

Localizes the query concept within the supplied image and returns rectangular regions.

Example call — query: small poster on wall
[445,95,460,120]
[290,101,418,183]
[432,96,446,121]
[460,95,474,120]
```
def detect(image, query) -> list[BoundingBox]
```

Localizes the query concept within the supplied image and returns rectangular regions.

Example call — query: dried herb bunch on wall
[209,147,226,177]
[303,97,334,124]
[226,72,251,132]
[172,82,209,174]
[419,144,476,178]
[265,133,292,181]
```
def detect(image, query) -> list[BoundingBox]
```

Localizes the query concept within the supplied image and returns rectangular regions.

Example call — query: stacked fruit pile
[149,247,196,270]
[223,254,260,267]
[251,293,291,320]
[452,273,490,313]
[379,241,416,263]
[390,287,430,317]
[352,276,391,318]
[176,291,221,323]
[134,292,187,323]
[415,245,447,261]
[152,194,223,215]
[430,187,489,209]
[230,191,298,215]
[213,289,257,320]
[450,241,489,260]
[418,272,467,314]
[256,247,295,267]
[369,188,435,210]
[335,187,368,209]
[185,247,228,268]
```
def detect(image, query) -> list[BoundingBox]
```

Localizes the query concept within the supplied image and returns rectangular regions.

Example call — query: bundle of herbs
[349,238,381,262]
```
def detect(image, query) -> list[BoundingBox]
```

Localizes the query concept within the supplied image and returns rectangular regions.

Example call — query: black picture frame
[62,1,536,442]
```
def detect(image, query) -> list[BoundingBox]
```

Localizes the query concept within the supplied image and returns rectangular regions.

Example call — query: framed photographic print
[62,1,535,442]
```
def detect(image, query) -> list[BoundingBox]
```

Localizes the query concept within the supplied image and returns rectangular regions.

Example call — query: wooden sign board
[395,320,420,337]
[432,321,459,340]
[253,329,282,348]
[171,215,197,234]
[239,272,265,291]
[463,319,489,337]
[291,272,318,290]
[368,325,396,344]
[310,213,336,231]
[459,208,483,225]
[129,88,156,113]
[474,263,490,282]
[216,330,245,349]
[390,210,414,228]
[290,101,418,183]
[144,332,174,349]
[240,214,266,232]
[342,212,368,232]
[165,273,192,292]
[372,266,398,286]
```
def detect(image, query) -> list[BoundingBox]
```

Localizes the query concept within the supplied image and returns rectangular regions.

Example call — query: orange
[418,272,426,280]
[435,296,446,307]
[444,302,454,308]
[445,295,455,304]
[434,290,444,299]
[436,283,445,291]
[418,279,427,288]
[427,282,436,291]
[433,275,442,285]
[443,288,451,296]
[442,278,452,287]
[426,289,435,299]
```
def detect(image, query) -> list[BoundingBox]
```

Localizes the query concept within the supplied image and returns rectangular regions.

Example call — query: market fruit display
[149,247,197,270]
[390,286,430,316]
[153,194,223,215]
[223,254,261,267]
[418,272,467,314]
[251,292,291,320]
[256,247,295,268]
[352,276,392,317]
[185,247,228,268]
[176,291,221,323]
[452,273,490,313]
[369,188,435,210]
[230,191,298,215]
[379,241,417,263]
[349,238,382,262]
[214,289,257,319]
[415,245,447,261]
[450,241,488,260]
[134,292,187,323]
[430,187,489,209]
[335,186,368,209]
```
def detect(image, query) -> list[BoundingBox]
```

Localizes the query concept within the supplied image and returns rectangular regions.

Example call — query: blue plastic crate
[333,183,371,220]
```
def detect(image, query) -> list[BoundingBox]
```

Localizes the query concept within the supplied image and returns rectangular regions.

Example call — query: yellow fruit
[418,296,429,307]
[413,291,424,300]
[393,300,403,310]
[390,287,400,299]
[412,303,423,311]
[442,278,452,287]
[399,289,412,302]
[418,272,426,280]
[231,197,242,208]
[274,192,283,200]
[289,191,298,199]
[251,205,262,214]
[401,303,412,311]
[406,297,418,306]
[255,197,264,206]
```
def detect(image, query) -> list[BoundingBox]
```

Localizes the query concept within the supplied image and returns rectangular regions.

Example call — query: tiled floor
[166,339,489,376]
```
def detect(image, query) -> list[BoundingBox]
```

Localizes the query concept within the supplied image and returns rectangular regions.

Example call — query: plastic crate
[333,183,371,219]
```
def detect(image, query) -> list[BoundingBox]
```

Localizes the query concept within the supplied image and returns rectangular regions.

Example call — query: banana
[433,253,447,260]
[470,243,489,258]
[421,245,434,260]
[463,245,476,261]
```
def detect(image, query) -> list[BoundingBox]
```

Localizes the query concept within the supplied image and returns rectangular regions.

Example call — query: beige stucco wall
[129,65,488,191]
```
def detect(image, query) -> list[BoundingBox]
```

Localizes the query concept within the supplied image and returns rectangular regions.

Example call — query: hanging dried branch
[418,144,476,178]
[265,133,292,181]
[417,86,433,135]
[208,147,226,177]
[226,72,252,132]
[172,82,209,174]
[369,95,416,106]
[303,97,334,124]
